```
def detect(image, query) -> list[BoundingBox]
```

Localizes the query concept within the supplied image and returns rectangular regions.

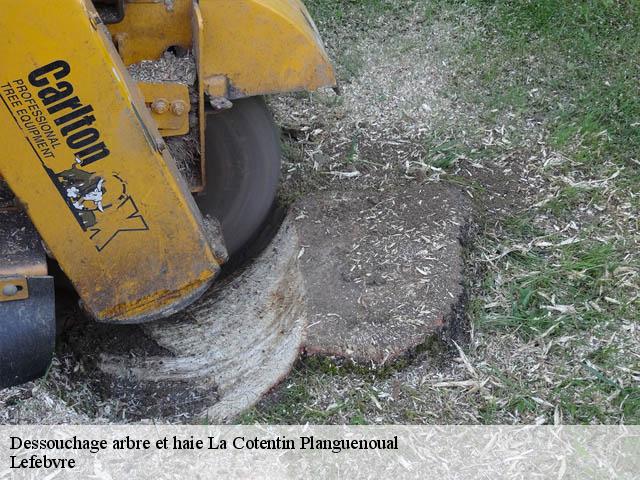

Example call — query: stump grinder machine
[0,0,335,388]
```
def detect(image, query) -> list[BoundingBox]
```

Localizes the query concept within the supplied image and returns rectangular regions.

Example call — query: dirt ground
[1,1,638,425]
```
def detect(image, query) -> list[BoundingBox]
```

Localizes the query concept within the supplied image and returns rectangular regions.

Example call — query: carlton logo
[28,60,110,166]
[21,60,149,251]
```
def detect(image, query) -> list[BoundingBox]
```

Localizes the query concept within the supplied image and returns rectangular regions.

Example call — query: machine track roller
[0,277,56,389]
[0,209,55,389]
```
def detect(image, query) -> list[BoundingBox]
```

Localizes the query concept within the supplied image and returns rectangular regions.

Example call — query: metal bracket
[0,277,29,303]
[137,82,191,136]
[105,0,193,66]
[204,75,233,112]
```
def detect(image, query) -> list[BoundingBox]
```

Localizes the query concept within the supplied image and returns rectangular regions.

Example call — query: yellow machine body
[0,1,220,323]
[108,0,336,99]
[0,0,335,324]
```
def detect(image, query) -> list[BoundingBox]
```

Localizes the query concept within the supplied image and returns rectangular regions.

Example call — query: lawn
[245,0,640,424]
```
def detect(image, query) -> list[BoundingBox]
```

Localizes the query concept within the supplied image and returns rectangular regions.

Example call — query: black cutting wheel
[196,97,281,257]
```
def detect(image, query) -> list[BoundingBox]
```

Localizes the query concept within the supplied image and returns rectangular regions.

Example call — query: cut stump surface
[296,184,471,363]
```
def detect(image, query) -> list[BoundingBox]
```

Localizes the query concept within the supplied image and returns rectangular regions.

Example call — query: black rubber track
[196,97,281,257]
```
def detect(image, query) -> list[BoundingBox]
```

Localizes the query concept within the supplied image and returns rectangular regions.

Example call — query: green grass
[478,221,638,421]
[238,354,400,424]
[463,0,640,172]
[481,227,631,337]
[422,137,470,169]
[444,0,640,423]
[450,1,640,424]
[306,0,424,20]
[256,0,640,425]
[240,342,449,424]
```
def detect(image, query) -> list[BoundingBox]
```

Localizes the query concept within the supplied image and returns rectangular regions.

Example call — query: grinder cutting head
[0,0,335,389]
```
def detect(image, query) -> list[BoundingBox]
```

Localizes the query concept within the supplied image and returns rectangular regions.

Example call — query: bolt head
[151,99,169,114]
[2,284,19,297]
[170,100,187,116]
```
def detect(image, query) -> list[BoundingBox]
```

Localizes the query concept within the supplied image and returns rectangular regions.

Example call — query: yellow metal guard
[199,0,336,98]
[107,0,336,99]
[0,0,220,323]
